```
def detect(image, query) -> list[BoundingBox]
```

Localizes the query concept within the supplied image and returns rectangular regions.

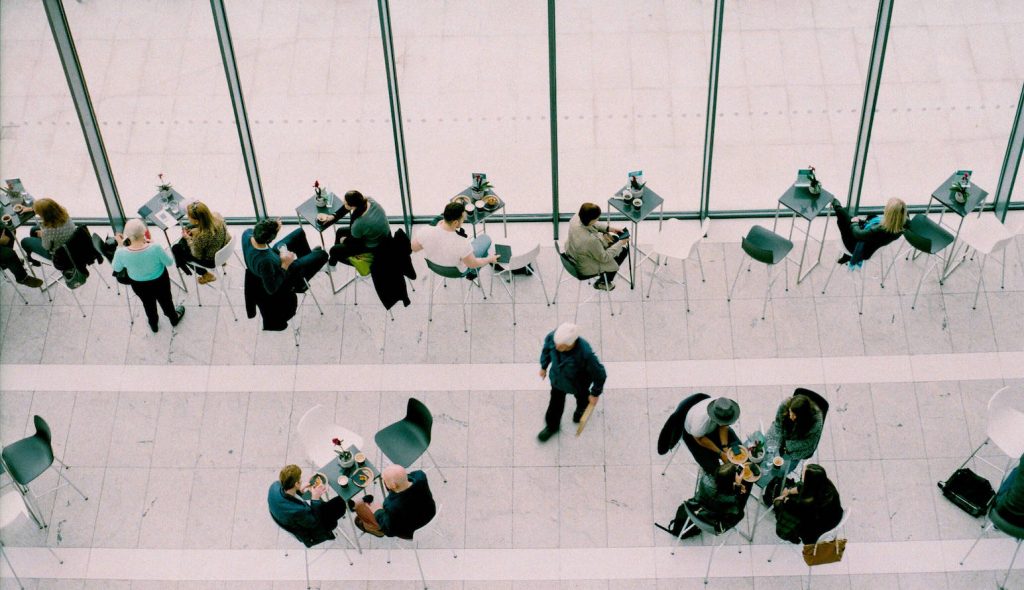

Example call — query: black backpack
[655,500,700,539]
[938,468,995,517]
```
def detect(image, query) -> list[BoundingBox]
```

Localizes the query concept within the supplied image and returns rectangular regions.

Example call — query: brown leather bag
[802,538,846,566]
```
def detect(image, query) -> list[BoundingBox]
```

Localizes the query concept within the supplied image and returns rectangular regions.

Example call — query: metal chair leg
[727,255,746,302]
[0,542,25,590]
[682,258,691,313]
[303,546,311,590]
[1002,539,1023,590]
[661,444,681,476]
[51,460,89,501]
[552,265,564,303]
[959,520,992,565]
[303,279,324,315]
[425,448,447,483]
[427,273,436,322]
[536,261,550,306]
[0,271,30,305]
[413,540,427,590]
[972,254,986,310]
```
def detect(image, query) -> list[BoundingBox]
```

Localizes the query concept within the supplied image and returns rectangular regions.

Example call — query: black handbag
[938,468,995,517]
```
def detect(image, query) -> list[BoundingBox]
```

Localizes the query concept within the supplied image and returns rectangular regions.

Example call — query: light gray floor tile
[728,298,778,359]
[771,296,822,358]
[151,392,205,468]
[1,304,50,363]
[209,308,258,365]
[858,294,909,356]
[513,390,560,468]
[469,302,515,363]
[340,305,386,364]
[827,383,881,461]
[512,465,559,548]
[240,392,293,469]
[230,468,281,549]
[196,392,249,468]
[183,467,239,550]
[91,467,149,548]
[83,304,131,364]
[871,382,927,460]
[685,297,735,359]
[137,468,193,549]
[605,464,653,547]
[467,390,514,467]
[943,293,997,353]
[63,392,118,468]
[814,297,865,357]
[642,299,689,361]
[464,466,513,548]
[558,465,607,548]
[106,391,160,468]
[834,459,891,542]
[915,381,972,460]
[168,304,218,364]
[40,305,90,364]
[882,458,940,541]
[0,390,33,446]
[600,301,645,362]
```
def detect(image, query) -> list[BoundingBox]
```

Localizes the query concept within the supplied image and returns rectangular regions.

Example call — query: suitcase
[937,468,995,517]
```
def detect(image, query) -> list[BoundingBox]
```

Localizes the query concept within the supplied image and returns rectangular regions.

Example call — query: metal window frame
[548,0,560,238]
[699,0,725,220]
[41,0,125,230]
[377,0,413,234]
[994,83,1024,221]
[210,0,267,218]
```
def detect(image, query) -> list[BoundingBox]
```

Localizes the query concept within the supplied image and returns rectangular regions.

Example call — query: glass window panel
[64,0,252,219]
[863,1,1024,208]
[390,1,550,218]
[225,0,402,223]
[711,1,875,211]
[557,1,711,215]
[0,0,105,217]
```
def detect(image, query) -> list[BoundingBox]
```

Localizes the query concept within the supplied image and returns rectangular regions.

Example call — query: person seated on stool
[766,393,824,462]
[994,452,1024,526]
[242,219,328,295]
[354,465,436,539]
[267,464,347,545]
[565,202,628,291]
[113,218,185,333]
[326,190,391,266]
[172,201,230,284]
[830,197,907,269]
[410,202,499,278]
[536,322,606,442]
[0,225,42,288]
[20,198,76,264]
[676,463,752,538]
[685,396,741,469]
[772,463,843,544]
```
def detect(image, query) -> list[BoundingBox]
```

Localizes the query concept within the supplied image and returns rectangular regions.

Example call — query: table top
[453,186,505,225]
[139,188,187,231]
[312,445,381,502]
[296,192,347,231]
[930,173,988,217]
[0,181,37,231]
[777,184,834,221]
[608,185,664,223]
[0,201,36,231]
[747,429,797,489]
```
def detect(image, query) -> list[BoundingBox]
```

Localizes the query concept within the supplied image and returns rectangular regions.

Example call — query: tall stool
[727,226,793,320]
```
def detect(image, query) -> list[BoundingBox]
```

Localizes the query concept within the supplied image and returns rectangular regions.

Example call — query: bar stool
[902,214,954,310]
[727,226,793,320]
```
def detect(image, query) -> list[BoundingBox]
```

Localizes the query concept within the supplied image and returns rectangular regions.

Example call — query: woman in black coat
[831,197,906,268]
[773,463,843,544]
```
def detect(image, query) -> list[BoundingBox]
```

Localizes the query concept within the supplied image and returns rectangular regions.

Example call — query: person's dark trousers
[329,234,371,266]
[832,202,858,254]
[599,247,630,284]
[130,270,180,328]
[274,228,328,288]
[544,387,589,430]
[0,245,29,280]
[171,238,214,277]
[317,495,348,529]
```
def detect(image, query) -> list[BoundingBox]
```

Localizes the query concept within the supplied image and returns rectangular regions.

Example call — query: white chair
[767,507,850,590]
[425,259,487,333]
[190,233,242,321]
[958,214,1015,310]
[489,242,550,325]
[1004,216,1024,269]
[671,501,744,585]
[0,490,64,590]
[296,405,365,468]
[642,218,709,312]
[956,386,1024,486]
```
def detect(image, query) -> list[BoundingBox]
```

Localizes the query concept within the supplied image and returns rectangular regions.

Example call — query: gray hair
[553,322,580,346]
[124,218,147,241]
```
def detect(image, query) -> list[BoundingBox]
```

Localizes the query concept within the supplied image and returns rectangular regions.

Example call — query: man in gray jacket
[537,323,607,441]
[565,202,628,290]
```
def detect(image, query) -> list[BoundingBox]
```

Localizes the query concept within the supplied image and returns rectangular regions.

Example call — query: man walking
[537,323,606,442]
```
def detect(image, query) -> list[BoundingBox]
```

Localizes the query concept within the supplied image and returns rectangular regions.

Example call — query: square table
[295,191,348,292]
[452,186,507,238]
[138,188,190,291]
[309,444,382,553]
[0,181,42,282]
[607,185,665,289]
[924,173,988,280]
[772,184,834,284]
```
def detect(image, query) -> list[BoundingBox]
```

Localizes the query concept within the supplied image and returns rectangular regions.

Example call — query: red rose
[331,437,341,445]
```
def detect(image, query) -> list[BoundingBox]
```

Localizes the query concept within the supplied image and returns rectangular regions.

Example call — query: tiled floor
[2,218,1024,588]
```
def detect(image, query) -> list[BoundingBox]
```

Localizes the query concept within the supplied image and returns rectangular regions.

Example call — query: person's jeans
[0,244,28,280]
[20,236,51,260]
[544,387,589,430]
[274,228,328,289]
[129,270,179,327]
[471,234,492,258]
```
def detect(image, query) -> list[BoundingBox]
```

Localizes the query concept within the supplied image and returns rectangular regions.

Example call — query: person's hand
[310,482,326,500]
[539,368,547,379]
[719,450,729,462]
[12,204,25,214]
[280,250,297,269]
[0,233,9,247]
[489,254,500,264]
[115,233,125,245]
[588,395,599,406]
[610,227,623,235]
[181,226,191,237]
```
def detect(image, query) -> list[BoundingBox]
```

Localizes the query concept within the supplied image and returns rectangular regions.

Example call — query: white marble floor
[2,218,1024,588]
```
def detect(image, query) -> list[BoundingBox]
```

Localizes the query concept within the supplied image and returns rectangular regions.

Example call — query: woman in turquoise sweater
[113,218,185,333]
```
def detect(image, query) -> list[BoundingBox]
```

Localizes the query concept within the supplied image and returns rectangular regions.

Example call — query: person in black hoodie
[773,463,843,544]
[354,464,436,539]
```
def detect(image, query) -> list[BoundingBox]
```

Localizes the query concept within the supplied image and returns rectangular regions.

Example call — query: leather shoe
[537,426,558,442]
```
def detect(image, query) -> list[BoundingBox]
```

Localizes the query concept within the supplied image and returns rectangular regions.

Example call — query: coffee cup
[0,214,11,224]
[772,456,784,468]
[337,475,349,486]
[354,452,366,464]
[632,198,643,208]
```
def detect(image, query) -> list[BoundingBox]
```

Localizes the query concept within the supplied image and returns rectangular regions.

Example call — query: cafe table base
[772,206,830,285]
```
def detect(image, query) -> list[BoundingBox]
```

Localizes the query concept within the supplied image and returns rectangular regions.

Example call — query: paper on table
[153,208,178,228]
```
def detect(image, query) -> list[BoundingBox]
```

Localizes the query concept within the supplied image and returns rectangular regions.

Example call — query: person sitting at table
[353,465,436,539]
[0,226,43,288]
[766,393,824,462]
[326,190,391,266]
[830,197,907,268]
[676,463,752,538]
[112,218,185,333]
[20,198,76,264]
[242,219,328,295]
[773,463,843,544]
[994,452,1024,526]
[684,396,741,472]
[171,201,230,284]
[267,464,348,546]
[565,202,628,291]
[410,201,499,277]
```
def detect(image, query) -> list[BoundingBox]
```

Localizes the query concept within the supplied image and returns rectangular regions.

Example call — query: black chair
[374,398,446,483]
[960,504,1024,590]
[270,512,353,590]
[728,225,793,320]
[903,214,954,309]
[671,499,746,585]
[551,241,619,322]
[0,416,88,529]
[791,387,829,466]
[659,393,710,475]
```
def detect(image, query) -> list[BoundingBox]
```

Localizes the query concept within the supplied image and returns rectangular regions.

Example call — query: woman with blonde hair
[113,218,185,333]
[21,198,76,263]
[830,197,907,268]
[172,200,230,284]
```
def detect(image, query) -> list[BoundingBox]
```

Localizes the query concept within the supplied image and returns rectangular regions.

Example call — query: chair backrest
[33,416,52,447]
[902,224,933,255]
[297,404,335,465]
[740,231,778,265]
[405,398,434,444]
[684,500,733,536]
[213,232,238,268]
[507,243,541,271]
[986,386,1024,458]
[810,506,850,544]
[425,259,465,279]
[794,387,829,421]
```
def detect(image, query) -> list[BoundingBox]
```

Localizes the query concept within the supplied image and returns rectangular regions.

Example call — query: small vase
[808,183,821,196]
[315,195,327,208]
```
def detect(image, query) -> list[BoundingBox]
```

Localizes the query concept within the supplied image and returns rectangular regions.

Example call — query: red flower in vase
[331,437,342,446]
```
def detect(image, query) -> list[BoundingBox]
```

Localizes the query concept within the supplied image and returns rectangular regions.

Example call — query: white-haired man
[536,322,607,442]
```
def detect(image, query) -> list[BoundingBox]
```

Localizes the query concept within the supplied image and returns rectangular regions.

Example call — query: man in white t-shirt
[684,396,741,465]
[411,202,499,274]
